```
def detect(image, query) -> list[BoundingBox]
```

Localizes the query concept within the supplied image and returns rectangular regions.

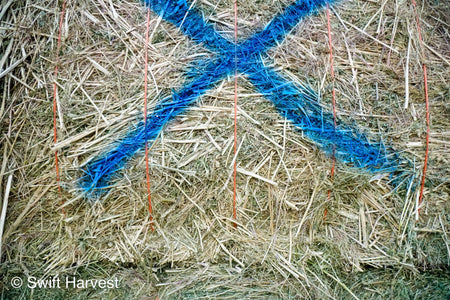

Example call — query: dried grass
[1,0,449,298]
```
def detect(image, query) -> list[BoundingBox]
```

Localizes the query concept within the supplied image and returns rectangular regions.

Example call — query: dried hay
[0,0,449,298]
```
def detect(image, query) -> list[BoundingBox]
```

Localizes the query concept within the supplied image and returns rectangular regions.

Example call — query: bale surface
[1,0,449,299]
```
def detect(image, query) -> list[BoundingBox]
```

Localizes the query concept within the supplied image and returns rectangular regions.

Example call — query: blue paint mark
[243,59,399,171]
[81,0,402,196]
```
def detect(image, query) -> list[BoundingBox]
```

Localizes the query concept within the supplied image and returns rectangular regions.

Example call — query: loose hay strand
[0,174,13,264]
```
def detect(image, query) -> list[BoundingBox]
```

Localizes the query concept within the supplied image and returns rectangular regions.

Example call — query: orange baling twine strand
[232,0,238,228]
[144,7,154,231]
[324,3,337,220]
[53,0,66,214]
[411,0,430,218]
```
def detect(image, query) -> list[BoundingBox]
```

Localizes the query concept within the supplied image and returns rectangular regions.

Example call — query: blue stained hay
[80,0,403,196]
[244,59,399,171]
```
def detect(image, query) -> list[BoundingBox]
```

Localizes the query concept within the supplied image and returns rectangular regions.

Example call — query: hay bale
[1,0,449,298]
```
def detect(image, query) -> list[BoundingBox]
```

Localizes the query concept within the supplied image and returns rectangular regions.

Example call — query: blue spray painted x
[81,0,400,195]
